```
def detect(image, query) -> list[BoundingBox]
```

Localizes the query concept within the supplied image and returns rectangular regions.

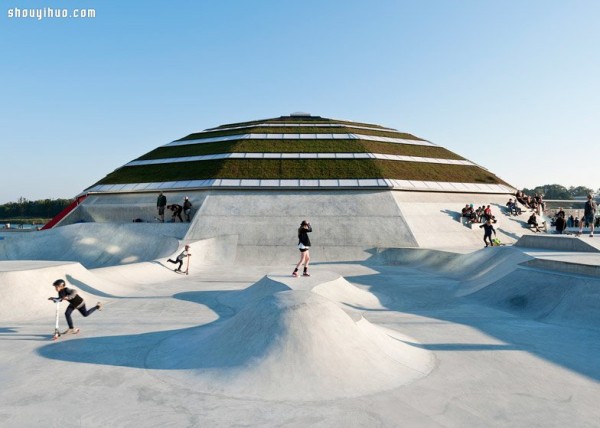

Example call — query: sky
[1,0,598,204]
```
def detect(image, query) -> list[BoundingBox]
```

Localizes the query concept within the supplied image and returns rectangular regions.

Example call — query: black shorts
[299,248,309,252]
[158,206,165,215]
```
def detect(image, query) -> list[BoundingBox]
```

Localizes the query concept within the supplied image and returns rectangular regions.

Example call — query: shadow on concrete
[342,248,600,382]
[36,290,258,369]
[36,249,600,382]
[66,274,119,299]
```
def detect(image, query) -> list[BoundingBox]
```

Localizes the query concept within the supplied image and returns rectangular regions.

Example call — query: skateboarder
[48,279,102,334]
[167,245,191,272]
[479,219,496,247]
[292,220,312,277]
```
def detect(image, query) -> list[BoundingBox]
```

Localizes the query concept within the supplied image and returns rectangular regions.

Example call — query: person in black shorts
[292,220,312,277]
[578,194,597,237]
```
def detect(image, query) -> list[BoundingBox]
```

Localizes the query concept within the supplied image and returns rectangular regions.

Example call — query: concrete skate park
[1,115,599,427]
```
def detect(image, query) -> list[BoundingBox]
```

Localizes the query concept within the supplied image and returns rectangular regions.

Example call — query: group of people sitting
[505,198,523,216]
[515,190,545,215]
[461,204,497,224]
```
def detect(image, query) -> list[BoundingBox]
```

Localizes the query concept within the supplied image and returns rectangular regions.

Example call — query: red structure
[41,194,87,230]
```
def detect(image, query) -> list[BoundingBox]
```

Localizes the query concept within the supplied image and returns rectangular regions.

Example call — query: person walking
[48,279,102,334]
[167,245,191,272]
[479,219,496,247]
[157,192,167,222]
[578,194,597,237]
[292,220,312,277]
[183,196,193,222]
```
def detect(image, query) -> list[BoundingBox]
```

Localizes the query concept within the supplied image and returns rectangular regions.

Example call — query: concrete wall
[53,189,540,264]
[61,192,205,225]
[183,189,419,263]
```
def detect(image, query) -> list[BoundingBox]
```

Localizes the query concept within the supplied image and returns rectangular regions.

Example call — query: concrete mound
[147,290,434,400]
[218,270,385,311]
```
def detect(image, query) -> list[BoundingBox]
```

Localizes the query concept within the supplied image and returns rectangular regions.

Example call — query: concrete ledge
[515,235,600,253]
[522,258,600,277]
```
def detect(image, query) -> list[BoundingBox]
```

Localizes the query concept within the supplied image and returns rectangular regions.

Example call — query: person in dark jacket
[167,204,183,222]
[577,194,597,237]
[555,213,567,234]
[157,192,167,222]
[48,279,102,334]
[292,220,312,277]
[479,219,496,247]
[183,196,193,222]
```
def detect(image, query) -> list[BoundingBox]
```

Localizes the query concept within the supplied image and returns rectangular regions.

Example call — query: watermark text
[7,7,96,20]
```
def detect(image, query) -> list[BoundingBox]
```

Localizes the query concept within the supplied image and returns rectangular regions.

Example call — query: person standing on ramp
[292,220,312,277]
[577,194,597,237]
[157,192,167,222]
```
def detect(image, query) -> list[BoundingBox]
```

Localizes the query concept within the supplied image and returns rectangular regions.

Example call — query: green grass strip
[95,159,505,186]
[137,140,463,161]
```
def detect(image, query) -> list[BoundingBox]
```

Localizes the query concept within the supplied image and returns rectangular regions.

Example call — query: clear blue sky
[1,0,598,204]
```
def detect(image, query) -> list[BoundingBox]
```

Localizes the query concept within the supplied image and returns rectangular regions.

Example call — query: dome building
[54,113,519,260]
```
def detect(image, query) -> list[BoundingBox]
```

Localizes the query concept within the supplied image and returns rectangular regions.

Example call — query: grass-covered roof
[90,114,509,188]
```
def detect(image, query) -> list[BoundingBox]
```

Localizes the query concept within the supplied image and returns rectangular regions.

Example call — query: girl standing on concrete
[292,220,312,277]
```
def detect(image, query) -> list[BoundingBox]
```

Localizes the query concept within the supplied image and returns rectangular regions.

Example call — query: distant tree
[538,184,571,200]
[0,198,71,219]
[522,184,595,200]
[569,186,594,198]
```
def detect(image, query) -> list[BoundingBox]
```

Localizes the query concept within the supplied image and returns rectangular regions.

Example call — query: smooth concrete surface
[2,224,600,426]
[0,223,187,268]
[515,233,600,252]
[67,189,543,263]
[183,190,420,253]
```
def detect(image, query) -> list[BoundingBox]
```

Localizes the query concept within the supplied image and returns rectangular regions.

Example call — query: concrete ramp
[0,261,115,322]
[0,223,185,268]
[146,271,434,401]
[390,191,538,249]
[466,266,600,329]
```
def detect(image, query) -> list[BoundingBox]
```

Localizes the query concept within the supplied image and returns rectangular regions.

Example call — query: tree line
[521,185,596,200]
[0,197,72,221]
